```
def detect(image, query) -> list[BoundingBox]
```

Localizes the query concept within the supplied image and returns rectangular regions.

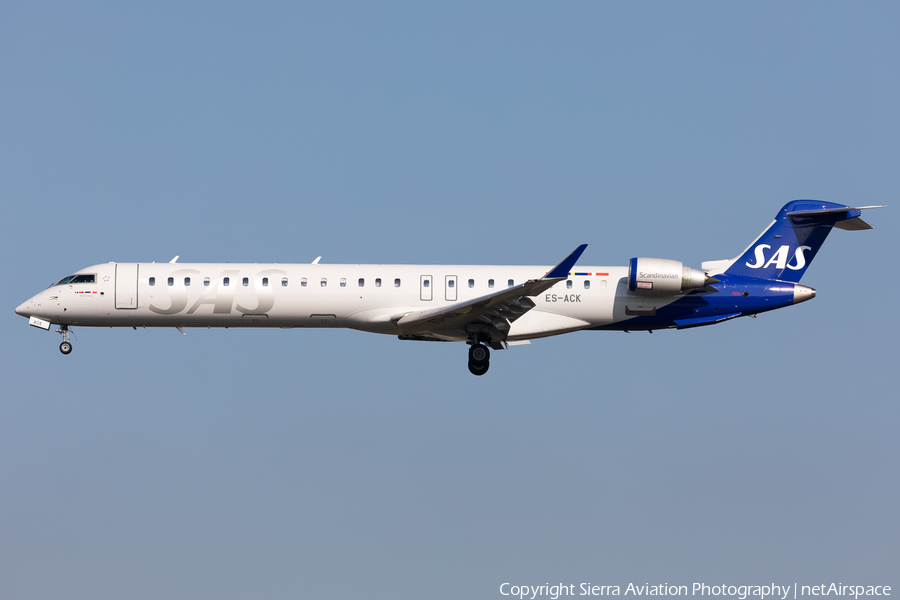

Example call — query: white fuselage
[17,201,872,370]
[17,262,673,341]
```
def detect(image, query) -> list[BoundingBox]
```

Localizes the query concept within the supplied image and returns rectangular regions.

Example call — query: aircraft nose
[15,296,35,317]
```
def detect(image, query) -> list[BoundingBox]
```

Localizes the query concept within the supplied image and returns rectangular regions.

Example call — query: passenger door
[115,263,139,309]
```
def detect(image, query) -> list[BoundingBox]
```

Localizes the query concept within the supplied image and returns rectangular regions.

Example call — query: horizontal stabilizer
[786,204,884,228]
[786,205,885,217]
[834,217,873,231]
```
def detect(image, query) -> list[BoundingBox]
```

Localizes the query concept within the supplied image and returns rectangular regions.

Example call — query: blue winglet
[544,244,588,279]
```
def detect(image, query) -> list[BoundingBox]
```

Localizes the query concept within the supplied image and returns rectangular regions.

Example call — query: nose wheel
[467,343,490,376]
[56,325,74,355]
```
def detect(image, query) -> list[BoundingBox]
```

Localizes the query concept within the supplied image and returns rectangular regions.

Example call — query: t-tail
[702,200,884,283]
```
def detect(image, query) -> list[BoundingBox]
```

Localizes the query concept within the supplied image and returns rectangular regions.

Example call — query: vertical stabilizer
[704,200,880,283]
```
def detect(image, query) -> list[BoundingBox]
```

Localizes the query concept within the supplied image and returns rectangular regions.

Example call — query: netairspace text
[499,583,892,600]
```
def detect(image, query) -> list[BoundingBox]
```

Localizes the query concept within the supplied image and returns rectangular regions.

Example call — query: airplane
[15,200,882,375]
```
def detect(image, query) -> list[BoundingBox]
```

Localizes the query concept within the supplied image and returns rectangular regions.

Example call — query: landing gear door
[115,263,139,309]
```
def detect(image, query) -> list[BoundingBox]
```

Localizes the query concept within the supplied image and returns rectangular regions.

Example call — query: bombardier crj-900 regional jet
[16,201,882,375]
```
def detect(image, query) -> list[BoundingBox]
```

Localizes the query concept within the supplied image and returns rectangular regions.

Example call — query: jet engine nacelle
[628,257,709,294]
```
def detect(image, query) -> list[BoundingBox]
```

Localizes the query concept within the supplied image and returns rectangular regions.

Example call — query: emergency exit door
[445,275,457,301]
[420,275,433,301]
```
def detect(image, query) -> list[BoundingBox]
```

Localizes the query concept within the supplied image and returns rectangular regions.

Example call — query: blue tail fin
[705,200,879,283]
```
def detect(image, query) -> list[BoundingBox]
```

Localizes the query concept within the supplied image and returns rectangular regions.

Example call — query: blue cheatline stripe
[628,258,637,291]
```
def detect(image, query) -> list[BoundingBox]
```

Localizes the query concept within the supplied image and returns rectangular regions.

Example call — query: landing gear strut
[467,342,490,376]
[57,325,73,355]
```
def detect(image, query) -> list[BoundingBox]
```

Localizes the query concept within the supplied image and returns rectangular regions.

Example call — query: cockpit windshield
[50,276,74,287]
[49,274,95,287]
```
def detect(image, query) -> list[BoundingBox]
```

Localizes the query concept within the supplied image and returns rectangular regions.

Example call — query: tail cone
[793,284,816,304]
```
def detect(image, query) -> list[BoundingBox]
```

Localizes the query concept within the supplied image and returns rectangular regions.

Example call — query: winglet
[543,244,588,280]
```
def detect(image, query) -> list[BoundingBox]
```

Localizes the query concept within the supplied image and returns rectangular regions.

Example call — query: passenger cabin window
[167,277,174,286]
[340,278,346,287]
[358,278,365,287]
[584,280,591,289]
[300,278,307,287]
[394,278,401,287]
[321,278,327,287]
[567,280,573,289]
[185,277,191,286]
[488,279,494,288]
[468,279,474,288]
[508,279,514,288]
[204,277,210,286]
[242,277,249,287]
[283,277,289,287]
[223,277,230,287]
[262,277,269,287]
[375,278,382,287]
[149,277,156,286]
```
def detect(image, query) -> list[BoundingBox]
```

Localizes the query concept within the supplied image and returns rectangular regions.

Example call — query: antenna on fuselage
[169,256,179,263]
[311,256,321,264]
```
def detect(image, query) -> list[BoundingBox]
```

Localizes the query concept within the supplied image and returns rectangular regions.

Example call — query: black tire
[468,344,490,365]
[468,360,489,376]
[59,341,73,355]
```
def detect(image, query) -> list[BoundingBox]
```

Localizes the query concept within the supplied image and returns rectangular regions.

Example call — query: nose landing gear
[467,342,490,376]
[56,325,74,355]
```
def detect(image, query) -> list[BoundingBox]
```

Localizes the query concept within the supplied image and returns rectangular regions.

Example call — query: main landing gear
[57,325,74,355]
[467,342,490,376]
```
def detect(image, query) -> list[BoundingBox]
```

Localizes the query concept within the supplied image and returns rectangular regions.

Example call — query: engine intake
[628,257,710,294]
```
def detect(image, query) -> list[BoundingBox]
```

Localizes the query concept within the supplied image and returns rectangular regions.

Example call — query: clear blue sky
[2,2,897,598]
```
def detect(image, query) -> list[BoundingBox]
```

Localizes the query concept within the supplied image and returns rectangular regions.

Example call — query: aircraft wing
[394,245,587,346]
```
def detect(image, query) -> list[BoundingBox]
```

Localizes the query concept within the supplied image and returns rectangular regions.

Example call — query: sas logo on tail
[746,244,812,270]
